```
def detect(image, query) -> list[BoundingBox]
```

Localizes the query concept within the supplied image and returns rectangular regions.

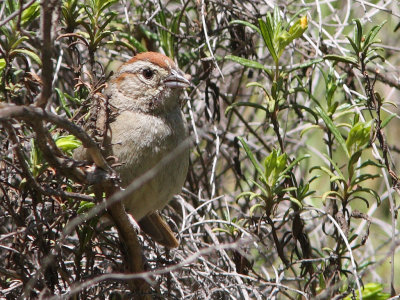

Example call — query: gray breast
[109,109,189,220]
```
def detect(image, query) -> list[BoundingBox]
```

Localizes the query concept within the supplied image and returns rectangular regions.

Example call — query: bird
[74,52,191,248]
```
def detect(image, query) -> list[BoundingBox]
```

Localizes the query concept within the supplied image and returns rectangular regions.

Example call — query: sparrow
[74,52,191,248]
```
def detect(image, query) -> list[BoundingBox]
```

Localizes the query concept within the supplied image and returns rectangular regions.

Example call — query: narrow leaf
[381,114,396,129]
[237,137,266,180]
[287,58,323,72]
[324,54,358,66]
[363,20,386,51]
[225,102,268,115]
[0,59,5,71]
[316,106,350,158]
[12,48,42,65]
[258,18,278,63]
[229,20,261,35]
[322,190,343,203]
[354,19,363,50]
[322,153,345,180]
[280,154,310,178]
[288,196,303,209]
[356,159,385,170]
[225,55,271,75]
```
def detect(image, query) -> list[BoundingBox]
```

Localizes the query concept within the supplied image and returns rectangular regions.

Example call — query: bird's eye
[142,68,154,79]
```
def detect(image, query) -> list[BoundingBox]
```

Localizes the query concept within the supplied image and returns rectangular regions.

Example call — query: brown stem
[37,0,58,108]
[267,216,289,266]
[271,109,285,153]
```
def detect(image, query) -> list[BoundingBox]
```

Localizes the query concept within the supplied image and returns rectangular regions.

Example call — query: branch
[0,103,109,171]
[4,122,93,201]
[36,0,58,108]
[0,103,152,297]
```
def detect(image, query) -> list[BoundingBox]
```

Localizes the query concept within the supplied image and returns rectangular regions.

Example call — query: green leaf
[322,153,346,180]
[10,36,29,50]
[300,124,320,137]
[310,165,334,178]
[330,175,346,184]
[156,7,172,57]
[55,135,82,153]
[77,201,95,214]
[118,33,147,53]
[93,31,114,49]
[11,48,42,65]
[249,203,266,215]
[258,18,278,63]
[98,12,117,32]
[363,21,386,52]
[356,159,385,170]
[288,103,319,123]
[288,196,302,208]
[55,88,72,118]
[287,58,323,72]
[348,195,370,208]
[351,173,380,186]
[21,1,40,26]
[225,102,268,115]
[345,37,359,55]
[348,150,362,180]
[248,179,270,200]
[212,228,232,235]
[246,81,269,94]
[237,137,266,181]
[281,154,311,175]
[236,191,260,201]
[365,53,385,64]
[346,121,372,154]
[264,149,288,185]
[229,20,261,35]
[353,19,363,51]
[273,6,280,27]
[344,282,389,300]
[225,55,271,75]
[358,188,381,205]
[324,54,358,66]
[0,59,5,71]
[316,106,350,158]
[322,190,343,203]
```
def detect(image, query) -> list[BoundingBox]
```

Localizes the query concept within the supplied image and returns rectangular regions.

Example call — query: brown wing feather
[138,212,179,249]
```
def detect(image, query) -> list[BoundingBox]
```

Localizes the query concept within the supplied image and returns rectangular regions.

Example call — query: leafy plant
[324,19,386,67]
[60,0,118,65]
[0,0,41,102]
[227,6,309,80]
[344,283,390,300]
[236,137,309,215]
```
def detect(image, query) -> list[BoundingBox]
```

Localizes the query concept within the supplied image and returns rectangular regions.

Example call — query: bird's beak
[164,69,191,89]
